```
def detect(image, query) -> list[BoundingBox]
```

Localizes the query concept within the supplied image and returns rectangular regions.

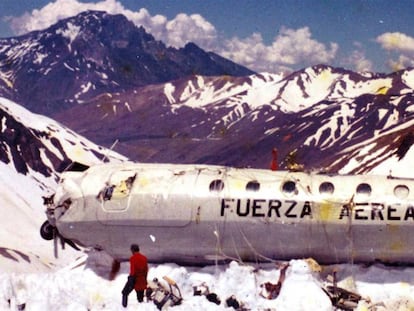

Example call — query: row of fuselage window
[208,179,410,199]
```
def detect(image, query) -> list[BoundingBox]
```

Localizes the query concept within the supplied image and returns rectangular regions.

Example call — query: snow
[240,79,280,110]
[178,79,241,110]
[0,72,13,88]
[402,69,414,89]
[0,97,125,167]
[3,249,414,310]
[0,161,80,274]
[56,22,81,52]
[33,52,48,65]
[80,82,93,94]
[170,74,280,113]
[162,69,397,116]
[63,62,75,71]
[164,83,176,104]
[370,147,414,178]
[301,67,340,102]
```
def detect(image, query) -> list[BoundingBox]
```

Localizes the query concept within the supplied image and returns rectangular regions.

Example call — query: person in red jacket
[270,148,278,171]
[122,244,149,307]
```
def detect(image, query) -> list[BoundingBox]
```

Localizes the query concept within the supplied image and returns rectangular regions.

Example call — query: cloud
[8,0,340,73]
[376,32,414,54]
[341,43,373,72]
[348,50,373,72]
[165,13,217,50]
[376,32,414,71]
[8,0,217,50]
[219,27,338,73]
[9,0,126,35]
[387,55,414,72]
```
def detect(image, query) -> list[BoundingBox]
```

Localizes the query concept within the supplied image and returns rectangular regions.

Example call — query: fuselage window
[319,182,334,195]
[209,179,224,192]
[356,183,372,196]
[246,181,260,191]
[394,184,409,199]
[282,181,297,195]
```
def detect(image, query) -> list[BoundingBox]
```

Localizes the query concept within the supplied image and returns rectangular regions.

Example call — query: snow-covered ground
[3,251,414,310]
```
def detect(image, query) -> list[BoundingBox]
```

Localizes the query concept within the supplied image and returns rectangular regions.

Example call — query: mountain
[0,96,125,178]
[0,10,254,114]
[0,96,125,271]
[2,10,414,177]
[50,65,414,176]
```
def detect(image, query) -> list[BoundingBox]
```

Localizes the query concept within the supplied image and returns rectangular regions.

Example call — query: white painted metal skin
[45,162,414,264]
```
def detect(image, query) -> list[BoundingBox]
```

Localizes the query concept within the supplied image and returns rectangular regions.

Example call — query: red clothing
[270,148,278,171]
[270,159,278,171]
[129,252,148,291]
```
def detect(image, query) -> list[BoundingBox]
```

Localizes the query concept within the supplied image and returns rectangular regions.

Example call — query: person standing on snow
[122,244,149,307]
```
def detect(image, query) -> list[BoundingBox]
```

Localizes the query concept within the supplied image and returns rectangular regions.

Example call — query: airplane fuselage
[44,162,414,264]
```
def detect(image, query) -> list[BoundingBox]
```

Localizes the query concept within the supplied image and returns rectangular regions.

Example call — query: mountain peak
[51,10,153,47]
[55,10,131,31]
[0,11,254,114]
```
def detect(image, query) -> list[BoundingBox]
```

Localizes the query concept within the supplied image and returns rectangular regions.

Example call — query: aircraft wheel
[40,220,55,240]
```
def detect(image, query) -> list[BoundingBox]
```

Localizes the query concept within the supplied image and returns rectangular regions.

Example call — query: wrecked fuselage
[42,162,414,264]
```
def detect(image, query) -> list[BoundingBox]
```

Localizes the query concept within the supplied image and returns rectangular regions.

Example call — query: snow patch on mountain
[370,145,414,177]
[402,69,414,90]
[164,67,407,119]
[178,77,245,110]
[164,82,176,104]
[56,22,81,51]
[33,51,48,65]
[168,74,283,113]
[1,97,125,168]
[0,72,13,88]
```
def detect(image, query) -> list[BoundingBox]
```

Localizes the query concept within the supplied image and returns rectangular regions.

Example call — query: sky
[1,0,414,74]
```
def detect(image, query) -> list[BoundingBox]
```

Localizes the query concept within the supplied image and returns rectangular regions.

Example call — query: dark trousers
[122,276,140,307]
[136,290,144,302]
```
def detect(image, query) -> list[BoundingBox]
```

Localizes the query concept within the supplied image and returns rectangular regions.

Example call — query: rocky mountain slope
[1,10,414,177]
[51,65,414,176]
[0,10,254,115]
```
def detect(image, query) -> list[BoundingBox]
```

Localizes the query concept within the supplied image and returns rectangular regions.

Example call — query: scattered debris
[193,283,248,310]
[305,257,322,273]
[193,282,221,305]
[285,149,304,171]
[323,270,362,311]
[259,263,289,300]
[147,276,182,310]
[206,292,221,305]
[192,282,209,296]
[226,295,245,310]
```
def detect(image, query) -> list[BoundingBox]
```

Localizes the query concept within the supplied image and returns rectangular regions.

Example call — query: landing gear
[40,220,55,240]
[39,220,81,258]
